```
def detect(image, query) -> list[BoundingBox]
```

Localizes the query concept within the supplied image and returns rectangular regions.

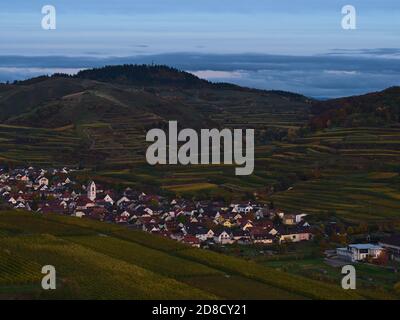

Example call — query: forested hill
[310,86,400,129]
[74,64,212,88]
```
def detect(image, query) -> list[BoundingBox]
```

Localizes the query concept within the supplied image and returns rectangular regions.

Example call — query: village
[1,166,399,266]
[0,166,314,248]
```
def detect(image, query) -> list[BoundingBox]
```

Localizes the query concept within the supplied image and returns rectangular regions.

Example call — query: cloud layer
[0,53,399,99]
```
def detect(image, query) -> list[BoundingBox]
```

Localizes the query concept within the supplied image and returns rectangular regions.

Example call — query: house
[144,207,154,215]
[223,219,235,228]
[379,235,400,261]
[117,196,130,206]
[241,220,254,231]
[232,229,251,242]
[282,214,296,225]
[278,226,312,243]
[254,219,273,230]
[214,230,233,244]
[252,233,274,244]
[37,176,49,186]
[73,211,86,218]
[205,229,215,240]
[337,244,384,262]
[181,235,201,248]
[103,194,114,205]
[295,213,308,223]
[236,204,253,214]
[185,225,213,242]
[75,197,95,210]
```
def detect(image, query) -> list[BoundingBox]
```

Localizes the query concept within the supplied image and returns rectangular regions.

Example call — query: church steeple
[87,180,96,201]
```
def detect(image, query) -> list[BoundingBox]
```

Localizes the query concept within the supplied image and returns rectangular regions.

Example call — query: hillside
[0,210,376,300]
[0,65,399,224]
[0,65,311,167]
[310,87,400,129]
[2,76,211,129]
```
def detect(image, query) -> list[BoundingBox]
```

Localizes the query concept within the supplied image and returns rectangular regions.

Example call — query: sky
[0,0,399,98]
[1,0,399,56]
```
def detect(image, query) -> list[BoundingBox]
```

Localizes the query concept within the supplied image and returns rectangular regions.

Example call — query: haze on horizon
[0,0,399,98]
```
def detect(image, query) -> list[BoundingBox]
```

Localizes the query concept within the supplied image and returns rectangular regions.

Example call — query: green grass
[0,210,381,300]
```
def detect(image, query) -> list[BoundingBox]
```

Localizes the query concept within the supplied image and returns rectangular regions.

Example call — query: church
[87,181,96,201]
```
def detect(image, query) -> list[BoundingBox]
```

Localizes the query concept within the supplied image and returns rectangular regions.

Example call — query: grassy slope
[0,210,368,300]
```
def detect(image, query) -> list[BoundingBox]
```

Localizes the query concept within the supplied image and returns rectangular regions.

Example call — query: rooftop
[348,244,383,250]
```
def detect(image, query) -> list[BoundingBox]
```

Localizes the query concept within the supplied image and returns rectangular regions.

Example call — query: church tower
[87,181,96,201]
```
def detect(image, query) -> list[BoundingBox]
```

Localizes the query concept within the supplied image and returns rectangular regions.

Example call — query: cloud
[0,67,83,82]
[0,53,399,99]
[189,70,244,80]
[324,70,359,75]
[327,48,400,58]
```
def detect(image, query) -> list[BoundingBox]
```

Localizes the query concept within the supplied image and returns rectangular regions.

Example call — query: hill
[0,210,376,300]
[0,64,311,168]
[75,64,212,88]
[310,87,400,129]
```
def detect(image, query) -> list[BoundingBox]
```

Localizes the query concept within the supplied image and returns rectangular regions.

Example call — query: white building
[87,181,96,201]
[337,244,384,262]
[38,176,49,186]
[103,194,114,204]
[214,231,233,244]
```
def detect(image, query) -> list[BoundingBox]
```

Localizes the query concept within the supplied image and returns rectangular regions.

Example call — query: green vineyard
[0,210,395,300]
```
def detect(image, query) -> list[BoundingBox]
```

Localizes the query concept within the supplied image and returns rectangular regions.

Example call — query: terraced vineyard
[1,68,399,224]
[0,124,82,166]
[87,126,400,223]
[0,210,387,300]
[269,127,400,222]
[1,124,399,224]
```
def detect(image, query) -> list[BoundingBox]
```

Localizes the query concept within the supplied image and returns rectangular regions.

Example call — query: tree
[269,201,275,209]
[149,198,159,208]
[373,250,389,266]
[176,215,187,224]
[272,214,282,225]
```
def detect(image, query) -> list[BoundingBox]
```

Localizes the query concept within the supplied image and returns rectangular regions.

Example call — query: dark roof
[277,225,311,236]
[253,233,275,240]
[232,229,250,237]
[185,224,208,235]
[214,229,232,236]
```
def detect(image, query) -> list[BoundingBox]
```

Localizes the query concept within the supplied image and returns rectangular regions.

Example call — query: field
[0,210,384,300]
